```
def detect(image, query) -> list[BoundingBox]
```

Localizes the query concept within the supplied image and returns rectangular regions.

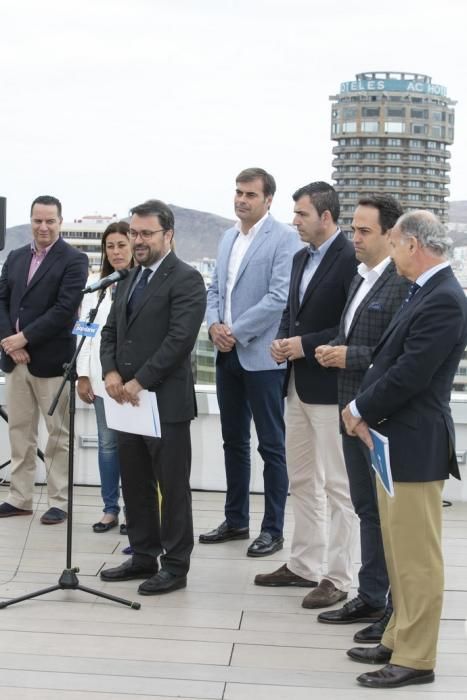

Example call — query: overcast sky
[1,0,466,227]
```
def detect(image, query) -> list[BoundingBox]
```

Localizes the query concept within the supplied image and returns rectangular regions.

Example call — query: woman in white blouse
[77,221,133,532]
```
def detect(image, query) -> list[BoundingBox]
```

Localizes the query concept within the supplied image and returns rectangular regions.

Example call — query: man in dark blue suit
[0,195,88,524]
[342,211,467,689]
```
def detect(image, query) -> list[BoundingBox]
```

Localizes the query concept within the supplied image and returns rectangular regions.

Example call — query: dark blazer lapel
[346,263,394,338]
[373,267,451,353]
[299,234,345,311]
[22,238,65,295]
[340,273,364,325]
[291,248,309,311]
[15,246,33,295]
[117,268,137,331]
[126,253,176,327]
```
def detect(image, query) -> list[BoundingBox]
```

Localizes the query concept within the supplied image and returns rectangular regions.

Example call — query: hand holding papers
[103,389,161,438]
[369,428,394,497]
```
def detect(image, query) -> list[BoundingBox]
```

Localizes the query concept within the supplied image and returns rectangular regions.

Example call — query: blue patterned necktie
[402,282,420,308]
[127,268,152,317]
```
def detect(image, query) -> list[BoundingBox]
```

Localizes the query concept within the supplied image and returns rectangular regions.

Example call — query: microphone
[82,269,129,294]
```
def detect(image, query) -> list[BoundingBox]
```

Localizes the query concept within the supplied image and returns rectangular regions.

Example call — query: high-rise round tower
[330,71,455,228]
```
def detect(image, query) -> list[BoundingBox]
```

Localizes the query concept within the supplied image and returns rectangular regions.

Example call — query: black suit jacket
[278,232,357,404]
[331,261,410,409]
[100,252,207,424]
[356,266,467,482]
[0,237,88,377]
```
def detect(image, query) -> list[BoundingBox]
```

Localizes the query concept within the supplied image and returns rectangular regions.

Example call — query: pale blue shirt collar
[308,227,341,259]
[415,261,450,287]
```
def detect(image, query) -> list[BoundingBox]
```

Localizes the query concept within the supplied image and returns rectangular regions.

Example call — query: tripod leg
[76,584,141,609]
[0,585,62,609]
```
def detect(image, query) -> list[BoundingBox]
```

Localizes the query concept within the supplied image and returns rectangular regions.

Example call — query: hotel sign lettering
[340,79,447,96]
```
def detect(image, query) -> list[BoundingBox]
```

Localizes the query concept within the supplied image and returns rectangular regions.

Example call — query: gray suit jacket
[206,215,301,371]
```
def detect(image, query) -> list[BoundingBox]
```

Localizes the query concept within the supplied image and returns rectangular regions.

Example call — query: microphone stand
[0,287,140,610]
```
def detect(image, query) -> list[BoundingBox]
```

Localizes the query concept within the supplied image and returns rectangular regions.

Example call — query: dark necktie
[402,282,420,308]
[127,268,152,317]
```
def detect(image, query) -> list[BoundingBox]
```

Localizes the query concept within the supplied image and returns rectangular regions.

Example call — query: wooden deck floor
[0,484,466,699]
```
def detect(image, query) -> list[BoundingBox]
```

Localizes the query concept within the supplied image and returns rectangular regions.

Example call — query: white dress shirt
[344,256,392,337]
[224,212,269,327]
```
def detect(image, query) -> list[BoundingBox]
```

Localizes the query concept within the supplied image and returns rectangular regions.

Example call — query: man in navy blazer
[199,168,300,556]
[343,211,467,689]
[0,195,88,524]
[315,196,409,639]
[255,182,358,608]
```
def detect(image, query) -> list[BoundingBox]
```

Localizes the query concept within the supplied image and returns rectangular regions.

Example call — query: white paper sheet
[103,390,161,438]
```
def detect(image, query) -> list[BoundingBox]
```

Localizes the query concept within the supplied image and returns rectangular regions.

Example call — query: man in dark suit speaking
[0,195,88,524]
[342,211,467,688]
[100,199,206,595]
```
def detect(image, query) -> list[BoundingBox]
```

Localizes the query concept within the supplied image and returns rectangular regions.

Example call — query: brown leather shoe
[255,564,317,587]
[302,578,347,609]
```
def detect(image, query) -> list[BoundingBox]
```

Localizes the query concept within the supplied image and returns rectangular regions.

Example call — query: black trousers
[117,421,193,576]
[342,432,389,609]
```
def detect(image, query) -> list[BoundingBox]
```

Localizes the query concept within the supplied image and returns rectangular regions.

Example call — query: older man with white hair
[342,211,467,689]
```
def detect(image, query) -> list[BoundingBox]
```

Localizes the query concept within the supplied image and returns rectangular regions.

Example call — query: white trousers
[286,378,358,590]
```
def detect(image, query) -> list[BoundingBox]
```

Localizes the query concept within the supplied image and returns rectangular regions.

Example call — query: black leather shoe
[100,558,157,582]
[138,569,187,595]
[40,507,67,524]
[0,502,33,517]
[92,517,118,533]
[353,606,393,643]
[357,664,434,688]
[199,520,249,543]
[347,644,392,664]
[317,596,385,624]
[247,532,283,557]
[120,523,128,535]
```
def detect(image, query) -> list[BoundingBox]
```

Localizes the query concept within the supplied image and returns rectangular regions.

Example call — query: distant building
[190,257,216,287]
[61,214,119,270]
[330,71,455,228]
[189,258,216,385]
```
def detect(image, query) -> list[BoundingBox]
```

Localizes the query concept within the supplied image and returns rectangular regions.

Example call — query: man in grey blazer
[199,168,300,556]
[316,195,409,637]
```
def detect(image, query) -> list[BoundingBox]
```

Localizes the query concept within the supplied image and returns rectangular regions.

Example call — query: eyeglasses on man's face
[128,228,166,241]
